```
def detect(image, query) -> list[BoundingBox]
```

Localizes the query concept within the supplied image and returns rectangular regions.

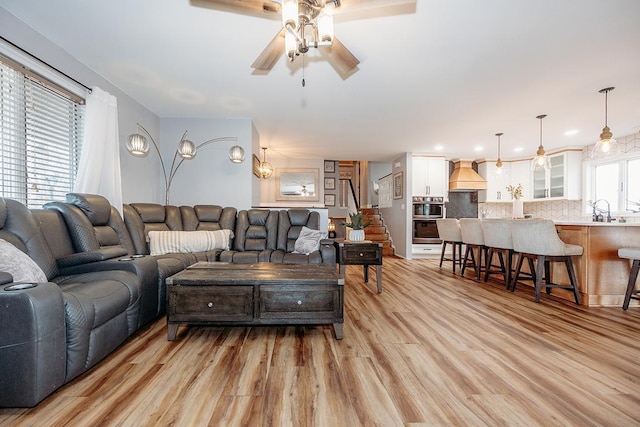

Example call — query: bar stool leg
[439,241,448,269]
[510,253,525,292]
[564,257,581,305]
[534,255,546,303]
[623,259,640,310]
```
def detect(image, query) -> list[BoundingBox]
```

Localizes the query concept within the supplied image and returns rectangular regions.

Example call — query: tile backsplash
[479,199,639,223]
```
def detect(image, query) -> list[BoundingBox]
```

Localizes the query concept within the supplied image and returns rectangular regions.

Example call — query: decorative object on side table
[344,211,372,242]
[507,183,524,218]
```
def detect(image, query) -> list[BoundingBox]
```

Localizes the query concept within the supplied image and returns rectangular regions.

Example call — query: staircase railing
[339,178,359,215]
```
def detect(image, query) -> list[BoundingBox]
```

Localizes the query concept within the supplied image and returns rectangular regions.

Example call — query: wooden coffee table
[166,262,344,340]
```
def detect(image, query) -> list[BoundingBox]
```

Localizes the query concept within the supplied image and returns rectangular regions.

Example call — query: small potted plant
[344,211,372,241]
[506,183,524,218]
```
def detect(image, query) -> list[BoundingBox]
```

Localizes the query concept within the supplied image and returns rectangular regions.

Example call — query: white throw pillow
[0,238,47,283]
[148,229,233,255]
[293,226,327,255]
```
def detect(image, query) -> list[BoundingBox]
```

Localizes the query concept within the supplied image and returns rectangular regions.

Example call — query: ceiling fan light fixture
[281,0,299,28]
[317,8,334,43]
[591,87,619,158]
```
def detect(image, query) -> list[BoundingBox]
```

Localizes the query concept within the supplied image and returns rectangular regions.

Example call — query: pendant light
[591,87,618,158]
[259,147,274,179]
[531,114,550,171]
[495,132,504,176]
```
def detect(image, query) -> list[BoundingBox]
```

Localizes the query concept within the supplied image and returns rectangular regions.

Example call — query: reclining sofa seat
[0,197,142,407]
[123,202,237,312]
[220,209,278,263]
[272,209,336,264]
[43,193,160,323]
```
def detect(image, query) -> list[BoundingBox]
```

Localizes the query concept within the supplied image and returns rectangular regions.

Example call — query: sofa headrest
[132,203,166,223]
[66,193,111,225]
[193,205,223,222]
[287,209,311,226]
[0,198,7,229]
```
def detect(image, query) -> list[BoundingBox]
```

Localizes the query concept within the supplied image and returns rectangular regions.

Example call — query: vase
[512,198,524,218]
[348,229,365,241]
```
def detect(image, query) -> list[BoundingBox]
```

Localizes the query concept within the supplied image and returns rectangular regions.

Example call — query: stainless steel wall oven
[412,196,444,243]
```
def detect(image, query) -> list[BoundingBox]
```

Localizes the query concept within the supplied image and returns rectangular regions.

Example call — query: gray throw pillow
[293,226,327,255]
[0,238,47,283]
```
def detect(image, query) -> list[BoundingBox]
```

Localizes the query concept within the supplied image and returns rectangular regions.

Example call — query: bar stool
[480,219,513,289]
[459,218,486,281]
[618,247,640,309]
[510,219,582,304]
[436,219,463,273]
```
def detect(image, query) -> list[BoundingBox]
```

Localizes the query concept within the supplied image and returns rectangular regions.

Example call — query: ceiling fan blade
[326,36,360,78]
[251,28,285,71]
[333,0,416,20]
[189,0,280,19]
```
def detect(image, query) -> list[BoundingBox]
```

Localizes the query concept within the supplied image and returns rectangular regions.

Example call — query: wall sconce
[126,123,242,204]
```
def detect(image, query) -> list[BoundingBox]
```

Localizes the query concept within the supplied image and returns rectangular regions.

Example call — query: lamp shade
[127,133,149,157]
[178,139,197,159]
[229,145,245,163]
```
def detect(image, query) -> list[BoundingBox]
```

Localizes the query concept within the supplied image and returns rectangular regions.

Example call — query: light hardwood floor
[2,257,640,426]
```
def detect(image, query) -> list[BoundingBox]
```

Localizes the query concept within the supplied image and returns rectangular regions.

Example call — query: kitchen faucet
[592,199,612,222]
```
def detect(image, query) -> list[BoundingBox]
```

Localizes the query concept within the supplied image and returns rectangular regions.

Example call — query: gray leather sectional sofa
[0,193,335,407]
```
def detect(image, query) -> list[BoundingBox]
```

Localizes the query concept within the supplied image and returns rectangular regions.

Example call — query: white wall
[0,8,162,204]
[380,154,411,258]
[256,156,325,208]
[368,161,393,207]
[159,118,255,209]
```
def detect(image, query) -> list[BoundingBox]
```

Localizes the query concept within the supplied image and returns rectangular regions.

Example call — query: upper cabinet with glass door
[532,151,582,200]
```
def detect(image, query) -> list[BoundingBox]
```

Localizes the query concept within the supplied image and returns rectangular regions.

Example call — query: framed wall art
[324,177,335,190]
[324,194,336,207]
[324,160,335,173]
[393,172,403,199]
[252,154,261,178]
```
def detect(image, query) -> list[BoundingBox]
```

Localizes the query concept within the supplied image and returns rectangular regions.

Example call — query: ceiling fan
[189,0,416,79]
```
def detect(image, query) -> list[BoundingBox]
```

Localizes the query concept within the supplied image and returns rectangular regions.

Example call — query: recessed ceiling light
[513,147,524,152]
[564,129,579,136]
[434,145,444,151]
[474,146,484,152]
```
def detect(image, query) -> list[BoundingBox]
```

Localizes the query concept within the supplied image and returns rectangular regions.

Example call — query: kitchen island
[551,222,640,307]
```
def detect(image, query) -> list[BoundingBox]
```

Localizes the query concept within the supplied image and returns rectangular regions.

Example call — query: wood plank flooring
[2,257,640,426]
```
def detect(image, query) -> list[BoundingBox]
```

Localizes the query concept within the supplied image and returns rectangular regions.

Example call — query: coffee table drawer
[259,285,342,320]
[168,285,254,322]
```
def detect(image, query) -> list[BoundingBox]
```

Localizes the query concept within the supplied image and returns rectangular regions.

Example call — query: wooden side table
[334,240,383,293]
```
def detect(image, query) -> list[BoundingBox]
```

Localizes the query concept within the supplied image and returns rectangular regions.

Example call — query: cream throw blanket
[148,230,233,255]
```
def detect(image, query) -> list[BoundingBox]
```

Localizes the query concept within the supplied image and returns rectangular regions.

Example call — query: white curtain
[74,87,123,213]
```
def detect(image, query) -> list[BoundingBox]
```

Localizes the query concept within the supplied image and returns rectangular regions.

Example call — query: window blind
[0,61,84,208]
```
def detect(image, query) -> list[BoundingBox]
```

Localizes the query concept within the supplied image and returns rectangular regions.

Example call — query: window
[0,59,84,208]
[587,155,640,215]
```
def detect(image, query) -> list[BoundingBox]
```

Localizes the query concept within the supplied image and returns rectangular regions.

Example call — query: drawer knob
[359,253,364,256]
[297,300,302,305]
[207,302,213,308]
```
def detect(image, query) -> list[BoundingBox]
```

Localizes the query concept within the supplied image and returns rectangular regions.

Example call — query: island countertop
[554,221,640,226]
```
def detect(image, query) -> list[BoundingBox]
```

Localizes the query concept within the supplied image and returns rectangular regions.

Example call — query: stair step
[366,225,387,234]
[365,233,389,241]
[382,247,395,256]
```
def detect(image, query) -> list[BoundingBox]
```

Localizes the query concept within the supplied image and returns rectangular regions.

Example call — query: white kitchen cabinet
[509,160,532,200]
[531,151,582,200]
[412,156,446,197]
[478,161,511,202]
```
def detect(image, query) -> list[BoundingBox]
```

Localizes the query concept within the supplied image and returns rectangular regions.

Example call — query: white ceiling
[2,0,640,162]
